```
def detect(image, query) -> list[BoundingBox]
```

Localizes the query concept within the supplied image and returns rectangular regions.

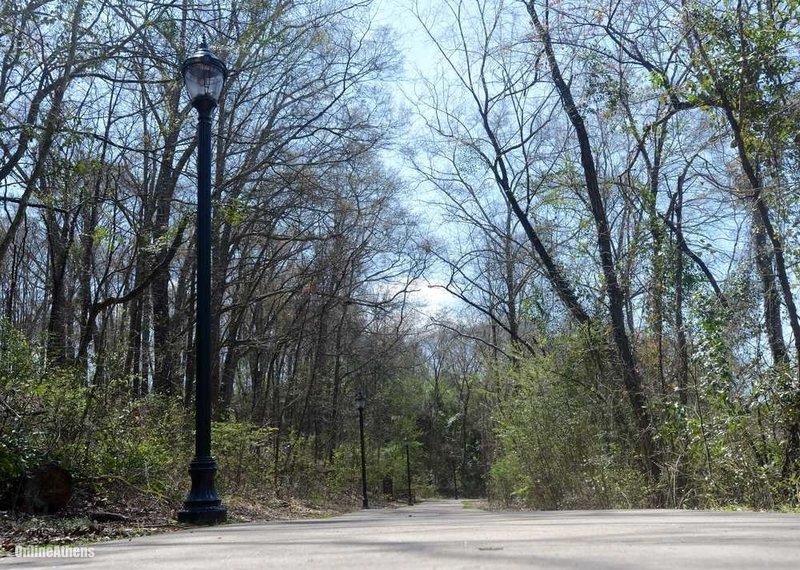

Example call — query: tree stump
[23,462,73,513]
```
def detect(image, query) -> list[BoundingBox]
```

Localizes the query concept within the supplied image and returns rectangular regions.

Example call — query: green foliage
[219,198,251,226]
[0,332,192,499]
[0,320,49,497]
[487,314,799,510]
[379,440,435,499]
[489,340,647,509]
[329,441,360,496]
[688,0,800,154]
[75,392,190,496]
[0,321,257,502]
[213,421,276,496]
[692,294,736,390]
[488,452,526,505]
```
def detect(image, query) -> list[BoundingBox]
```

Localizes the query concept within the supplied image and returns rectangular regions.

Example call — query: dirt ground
[0,478,351,555]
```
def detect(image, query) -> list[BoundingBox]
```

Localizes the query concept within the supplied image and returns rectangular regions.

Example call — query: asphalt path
[4,499,800,569]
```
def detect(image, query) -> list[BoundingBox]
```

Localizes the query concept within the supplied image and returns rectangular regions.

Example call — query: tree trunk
[150,87,184,396]
[673,174,689,505]
[526,1,660,491]
[753,214,789,367]
[44,205,73,366]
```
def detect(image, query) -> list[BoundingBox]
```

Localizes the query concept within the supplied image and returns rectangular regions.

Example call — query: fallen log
[89,511,128,523]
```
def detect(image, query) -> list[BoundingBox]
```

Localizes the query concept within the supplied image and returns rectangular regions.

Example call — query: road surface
[4,499,800,568]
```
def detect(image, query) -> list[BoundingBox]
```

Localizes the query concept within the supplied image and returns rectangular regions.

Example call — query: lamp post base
[177,505,227,525]
[177,457,226,525]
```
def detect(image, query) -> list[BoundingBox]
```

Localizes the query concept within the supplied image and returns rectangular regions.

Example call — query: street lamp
[405,438,413,505]
[177,39,227,525]
[451,453,459,500]
[356,389,368,509]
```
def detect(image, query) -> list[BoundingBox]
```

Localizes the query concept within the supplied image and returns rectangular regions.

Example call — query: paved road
[4,499,800,569]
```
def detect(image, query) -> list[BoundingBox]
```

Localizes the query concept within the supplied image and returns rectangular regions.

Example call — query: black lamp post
[356,389,368,509]
[177,40,227,525]
[452,454,459,500]
[405,439,413,505]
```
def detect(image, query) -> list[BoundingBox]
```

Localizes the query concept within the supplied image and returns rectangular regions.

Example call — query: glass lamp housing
[181,41,227,103]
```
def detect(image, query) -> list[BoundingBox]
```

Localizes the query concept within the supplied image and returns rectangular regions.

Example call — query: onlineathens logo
[14,545,95,558]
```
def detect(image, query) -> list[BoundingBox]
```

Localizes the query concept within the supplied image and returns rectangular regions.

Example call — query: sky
[371,0,465,318]
[372,0,440,79]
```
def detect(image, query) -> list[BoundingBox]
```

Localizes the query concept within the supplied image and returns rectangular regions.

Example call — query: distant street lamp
[177,39,227,525]
[405,439,413,505]
[356,389,368,509]
[452,455,459,500]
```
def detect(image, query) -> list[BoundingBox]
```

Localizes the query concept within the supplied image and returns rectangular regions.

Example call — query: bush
[213,421,276,496]
[488,343,647,510]
[1,320,49,503]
